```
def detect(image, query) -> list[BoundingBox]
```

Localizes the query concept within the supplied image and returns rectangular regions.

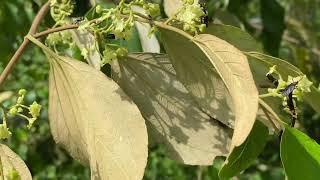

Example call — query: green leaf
[111,53,231,165]
[204,24,263,52]
[219,121,269,179]
[26,35,148,180]
[0,144,32,180]
[280,126,320,180]
[158,23,259,148]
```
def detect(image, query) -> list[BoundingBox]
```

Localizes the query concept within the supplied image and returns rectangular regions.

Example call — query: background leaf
[111,53,232,165]
[0,144,32,180]
[260,0,285,56]
[204,24,263,52]
[219,121,269,179]
[280,126,320,180]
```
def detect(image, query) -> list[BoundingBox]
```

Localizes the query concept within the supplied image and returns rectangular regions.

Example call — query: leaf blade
[111,53,232,165]
[280,126,320,180]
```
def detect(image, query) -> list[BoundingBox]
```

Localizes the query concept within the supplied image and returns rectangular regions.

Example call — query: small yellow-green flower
[0,124,12,139]
[28,101,42,119]
[81,48,89,59]
[266,65,277,75]
[18,89,26,96]
[8,107,18,116]
[27,117,37,129]
[177,4,204,25]
[143,3,160,18]
[116,47,128,57]
[297,75,313,93]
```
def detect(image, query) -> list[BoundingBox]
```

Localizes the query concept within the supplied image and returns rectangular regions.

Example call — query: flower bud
[0,124,12,139]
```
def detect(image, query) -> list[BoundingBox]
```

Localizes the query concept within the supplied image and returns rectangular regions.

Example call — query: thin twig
[34,24,79,38]
[0,1,51,89]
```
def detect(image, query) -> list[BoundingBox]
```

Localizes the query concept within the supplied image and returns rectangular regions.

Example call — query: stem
[0,1,51,89]
[34,24,79,38]
[259,93,279,98]
[0,1,156,89]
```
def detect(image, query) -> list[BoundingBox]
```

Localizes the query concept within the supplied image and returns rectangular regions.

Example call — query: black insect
[266,74,279,87]
[266,75,299,128]
[71,17,84,24]
[199,1,209,27]
[281,81,298,96]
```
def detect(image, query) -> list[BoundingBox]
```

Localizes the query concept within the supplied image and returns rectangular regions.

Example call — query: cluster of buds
[265,65,313,110]
[101,46,128,66]
[50,0,75,24]
[78,0,159,66]
[0,89,42,140]
[169,0,206,34]
[45,31,75,51]
[85,0,160,39]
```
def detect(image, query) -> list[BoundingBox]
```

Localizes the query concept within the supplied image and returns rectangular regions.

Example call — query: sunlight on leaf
[194,33,259,147]
[111,53,232,165]
[26,35,148,180]
[158,23,259,148]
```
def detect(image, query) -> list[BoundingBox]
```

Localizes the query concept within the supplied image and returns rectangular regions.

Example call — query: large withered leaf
[194,34,259,147]
[0,144,32,180]
[158,24,259,148]
[26,35,148,180]
[111,53,231,165]
[158,26,234,129]
[203,24,281,131]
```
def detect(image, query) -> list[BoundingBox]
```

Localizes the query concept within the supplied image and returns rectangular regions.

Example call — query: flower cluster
[265,65,313,110]
[50,0,75,24]
[168,0,206,34]
[46,31,75,51]
[78,0,160,65]
[101,46,128,66]
[0,89,42,140]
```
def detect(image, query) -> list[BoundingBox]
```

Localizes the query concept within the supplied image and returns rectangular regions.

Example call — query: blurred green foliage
[0,0,319,179]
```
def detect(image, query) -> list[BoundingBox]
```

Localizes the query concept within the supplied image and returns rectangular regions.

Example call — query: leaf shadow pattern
[159,28,236,129]
[111,53,232,165]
